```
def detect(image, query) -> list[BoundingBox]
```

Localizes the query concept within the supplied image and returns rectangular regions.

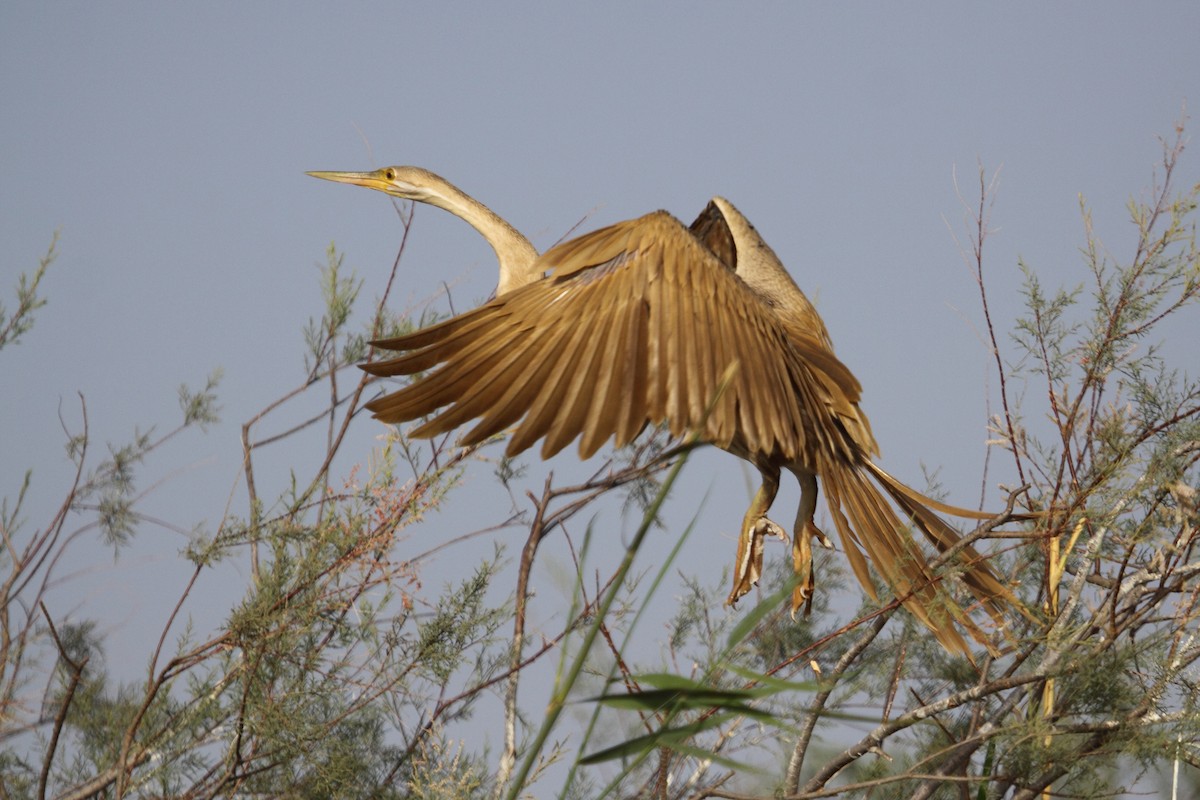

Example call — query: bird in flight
[309,167,1017,654]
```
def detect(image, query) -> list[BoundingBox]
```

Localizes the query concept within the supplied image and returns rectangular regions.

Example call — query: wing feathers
[362,212,858,467]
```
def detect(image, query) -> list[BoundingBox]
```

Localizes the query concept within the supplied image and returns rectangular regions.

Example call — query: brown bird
[309,167,1014,654]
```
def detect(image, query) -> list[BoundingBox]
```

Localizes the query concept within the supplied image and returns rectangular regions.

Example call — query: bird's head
[306,165,449,205]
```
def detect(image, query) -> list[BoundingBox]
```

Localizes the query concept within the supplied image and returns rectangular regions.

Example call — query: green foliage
[413,557,507,684]
[581,597,811,771]
[304,242,366,375]
[402,736,491,800]
[0,232,511,798]
[179,368,223,429]
[0,230,57,351]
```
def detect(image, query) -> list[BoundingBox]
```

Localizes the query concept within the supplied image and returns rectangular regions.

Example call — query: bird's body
[309,167,1015,655]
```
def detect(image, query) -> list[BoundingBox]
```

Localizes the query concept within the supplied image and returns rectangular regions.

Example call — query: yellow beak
[306,169,392,193]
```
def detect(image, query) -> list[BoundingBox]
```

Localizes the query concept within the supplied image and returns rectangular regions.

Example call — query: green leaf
[579,715,738,765]
[590,687,773,717]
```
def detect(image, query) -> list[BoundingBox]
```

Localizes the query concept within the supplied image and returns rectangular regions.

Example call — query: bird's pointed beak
[306,169,391,193]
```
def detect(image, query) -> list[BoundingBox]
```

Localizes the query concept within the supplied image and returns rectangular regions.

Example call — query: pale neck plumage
[422,175,540,296]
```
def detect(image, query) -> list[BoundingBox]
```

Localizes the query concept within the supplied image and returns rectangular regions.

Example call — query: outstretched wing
[363,211,850,466]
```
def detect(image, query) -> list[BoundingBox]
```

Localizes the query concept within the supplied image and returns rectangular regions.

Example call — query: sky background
[3,1,1199,782]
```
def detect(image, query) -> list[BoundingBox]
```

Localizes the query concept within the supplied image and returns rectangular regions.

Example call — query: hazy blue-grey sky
[3,1,1198,745]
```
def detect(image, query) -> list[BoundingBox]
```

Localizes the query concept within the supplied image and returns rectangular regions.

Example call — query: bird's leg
[790,469,833,617]
[727,464,783,606]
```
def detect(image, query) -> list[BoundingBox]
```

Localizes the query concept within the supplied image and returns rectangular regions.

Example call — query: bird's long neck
[428,182,540,295]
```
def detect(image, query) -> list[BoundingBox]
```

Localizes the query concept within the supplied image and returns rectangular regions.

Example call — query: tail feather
[864,461,1015,623]
[823,458,1014,655]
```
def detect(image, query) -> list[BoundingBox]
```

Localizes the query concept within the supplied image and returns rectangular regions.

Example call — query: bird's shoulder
[537,211,726,283]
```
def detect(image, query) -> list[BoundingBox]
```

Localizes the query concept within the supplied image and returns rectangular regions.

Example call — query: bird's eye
[384,168,396,181]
